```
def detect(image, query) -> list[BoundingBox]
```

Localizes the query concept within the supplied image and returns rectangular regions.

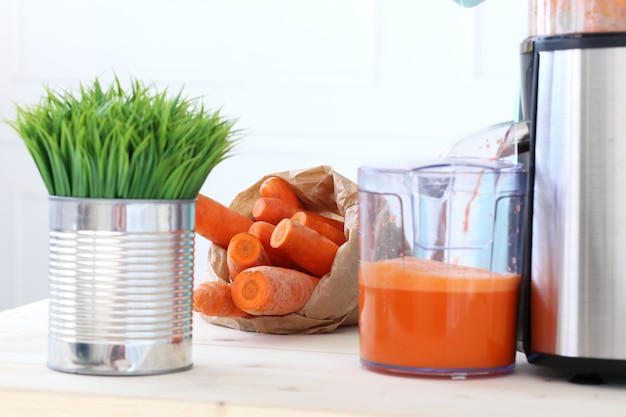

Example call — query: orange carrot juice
[359,257,520,375]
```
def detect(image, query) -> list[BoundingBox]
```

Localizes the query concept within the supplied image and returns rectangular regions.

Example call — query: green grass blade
[4,75,241,199]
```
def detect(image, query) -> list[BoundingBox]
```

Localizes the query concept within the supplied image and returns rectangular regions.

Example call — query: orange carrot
[231,265,319,315]
[192,280,249,318]
[252,197,298,225]
[309,211,344,232]
[252,197,345,231]
[290,211,346,246]
[195,193,254,249]
[226,232,271,280]
[270,218,339,277]
[259,176,303,209]
[248,221,298,269]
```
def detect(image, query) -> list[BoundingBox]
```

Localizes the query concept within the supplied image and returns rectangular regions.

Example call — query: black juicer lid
[522,31,626,52]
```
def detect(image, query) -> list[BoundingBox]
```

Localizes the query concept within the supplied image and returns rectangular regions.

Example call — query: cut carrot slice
[291,211,346,246]
[231,266,319,315]
[227,232,271,281]
[270,218,339,277]
[252,196,344,232]
[195,193,254,249]
[192,280,249,318]
[248,221,298,269]
[259,176,303,209]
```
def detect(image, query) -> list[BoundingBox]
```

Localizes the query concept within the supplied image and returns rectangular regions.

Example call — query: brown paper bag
[200,165,359,334]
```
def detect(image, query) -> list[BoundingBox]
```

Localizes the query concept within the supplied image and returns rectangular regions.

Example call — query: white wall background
[0,0,527,310]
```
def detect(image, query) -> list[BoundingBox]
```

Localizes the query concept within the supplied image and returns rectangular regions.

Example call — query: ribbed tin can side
[47,197,195,375]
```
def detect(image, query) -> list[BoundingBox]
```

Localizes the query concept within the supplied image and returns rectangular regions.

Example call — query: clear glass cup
[357,157,526,378]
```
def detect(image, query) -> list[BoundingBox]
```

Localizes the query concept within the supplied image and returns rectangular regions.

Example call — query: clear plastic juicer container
[357,157,526,378]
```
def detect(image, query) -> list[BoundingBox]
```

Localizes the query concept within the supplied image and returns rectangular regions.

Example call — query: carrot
[259,176,303,209]
[270,218,339,277]
[252,197,345,231]
[309,211,344,232]
[290,211,346,246]
[192,280,249,318]
[231,265,319,315]
[195,193,254,249]
[248,221,298,269]
[226,232,271,280]
[252,197,298,225]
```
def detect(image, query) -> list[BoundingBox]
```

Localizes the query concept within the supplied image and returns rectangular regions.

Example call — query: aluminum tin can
[47,197,195,375]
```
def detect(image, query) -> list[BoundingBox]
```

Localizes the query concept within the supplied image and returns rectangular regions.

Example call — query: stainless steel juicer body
[522,33,626,375]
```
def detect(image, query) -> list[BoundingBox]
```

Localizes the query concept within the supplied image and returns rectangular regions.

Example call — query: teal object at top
[451,0,487,6]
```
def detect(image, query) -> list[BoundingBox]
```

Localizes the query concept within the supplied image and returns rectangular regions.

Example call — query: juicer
[450,0,626,381]
[519,1,626,380]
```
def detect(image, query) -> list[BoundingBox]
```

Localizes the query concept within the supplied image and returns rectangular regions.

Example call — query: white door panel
[0,139,49,309]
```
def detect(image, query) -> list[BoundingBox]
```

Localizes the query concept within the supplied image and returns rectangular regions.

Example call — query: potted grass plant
[9,76,239,199]
[6,76,241,375]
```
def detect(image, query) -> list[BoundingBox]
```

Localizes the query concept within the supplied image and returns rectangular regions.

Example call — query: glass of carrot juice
[357,158,526,378]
